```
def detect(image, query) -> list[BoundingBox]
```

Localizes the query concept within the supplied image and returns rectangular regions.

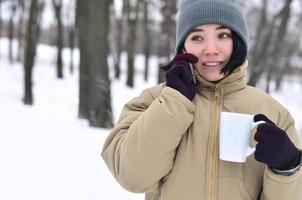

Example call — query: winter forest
[0,0,302,199]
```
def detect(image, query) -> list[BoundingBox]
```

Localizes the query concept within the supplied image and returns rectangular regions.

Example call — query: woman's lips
[202,61,224,70]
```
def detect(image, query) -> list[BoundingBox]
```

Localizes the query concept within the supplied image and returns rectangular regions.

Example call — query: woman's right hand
[164,53,198,101]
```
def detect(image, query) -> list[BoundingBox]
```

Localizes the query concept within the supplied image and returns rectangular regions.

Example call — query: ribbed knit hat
[176,0,249,53]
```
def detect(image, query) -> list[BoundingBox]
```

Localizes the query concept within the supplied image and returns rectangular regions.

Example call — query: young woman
[102,0,302,199]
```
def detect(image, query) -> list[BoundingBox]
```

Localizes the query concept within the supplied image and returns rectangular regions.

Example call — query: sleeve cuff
[271,164,301,176]
[270,151,302,176]
[265,164,302,183]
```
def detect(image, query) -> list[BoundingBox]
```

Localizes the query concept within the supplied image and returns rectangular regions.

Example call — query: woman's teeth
[204,62,222,67]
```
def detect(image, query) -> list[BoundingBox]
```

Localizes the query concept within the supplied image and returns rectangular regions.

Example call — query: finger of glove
[167,63,192,85]
[254,129,270,144]
[257,123,284,138]
[173,53,198,64]
[256,123,293,152]
[254,143,267,163]
[255,143,265,154]
[254,151,266,164]
[254,114,274,124]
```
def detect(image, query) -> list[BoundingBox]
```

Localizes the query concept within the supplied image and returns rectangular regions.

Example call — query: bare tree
[66,1,76,74]
[275,7,302,91]
[87,0,113,127]
[274,39,298,91]
[8,1,17,63]
[126,0,139,87]
[265,0,293,93]
[248,0,294,88]
[76,0,89,118]
[17,0,25,62]
[110,1,123,79]
[0,2,2,58]
[68,26,75,74]
[248,0,272,86]
[142,0,151,81]
[53,0,64,79]
[76,0,113,128]
[23,0,43,105]
[158,0,177,84]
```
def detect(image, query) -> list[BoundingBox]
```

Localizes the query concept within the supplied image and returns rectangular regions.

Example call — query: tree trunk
[250,0,268,64]
[9,2,17,63]
[87,0,113,128]
[53,0,64,79]
[126,0,139,87]
[113,18,121,79]
[248,0,271,86]
[111,2,123,79]
[23,0,41,105]
[0,2,2,58]
[17,0,25,62]
[158,0,177,84]
[275,11,302,91]
[76,0,90,118]
[68,26,75,74]
[248,1,292,87]
[143,0,150,82]
[265,0,292,93]
[76,0,113,128]
[275,59,289,91]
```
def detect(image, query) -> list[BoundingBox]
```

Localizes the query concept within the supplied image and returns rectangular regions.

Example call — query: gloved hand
[164,53,198,101]
[254,114,301,170]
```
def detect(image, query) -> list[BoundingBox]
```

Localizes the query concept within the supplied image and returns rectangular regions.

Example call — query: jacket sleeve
[261,112,302,199]
[101,87,195,193]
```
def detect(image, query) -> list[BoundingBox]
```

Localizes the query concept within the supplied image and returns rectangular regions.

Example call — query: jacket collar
[195,60,248,97]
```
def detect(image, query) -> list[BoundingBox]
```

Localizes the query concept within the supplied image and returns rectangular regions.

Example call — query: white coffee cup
[219,112,265,163]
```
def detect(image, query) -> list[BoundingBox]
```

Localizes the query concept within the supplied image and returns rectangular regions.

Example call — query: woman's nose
[203,40,219,56]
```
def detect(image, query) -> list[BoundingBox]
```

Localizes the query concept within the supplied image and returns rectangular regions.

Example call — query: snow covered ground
[0,40,147,200]
[0,38,301,200]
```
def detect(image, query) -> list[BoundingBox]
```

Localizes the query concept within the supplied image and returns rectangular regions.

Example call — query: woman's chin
[202,73,226,82]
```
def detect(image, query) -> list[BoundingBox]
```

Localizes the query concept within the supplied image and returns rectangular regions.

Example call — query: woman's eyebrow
[190,28,203,33]
[190,26,230,33]
[216,26,230,30]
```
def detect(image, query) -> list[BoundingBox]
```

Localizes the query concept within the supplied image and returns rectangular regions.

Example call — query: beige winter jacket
[101,61,302,200]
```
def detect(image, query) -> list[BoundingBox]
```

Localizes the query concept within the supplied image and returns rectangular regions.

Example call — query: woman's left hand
[253,114,301,170]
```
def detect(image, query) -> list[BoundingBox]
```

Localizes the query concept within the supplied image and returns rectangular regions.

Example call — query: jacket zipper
[207,88,221,200]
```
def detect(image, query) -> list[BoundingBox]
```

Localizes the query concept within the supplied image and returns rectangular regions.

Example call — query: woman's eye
[219,32,232,39]
[191,35,203,41]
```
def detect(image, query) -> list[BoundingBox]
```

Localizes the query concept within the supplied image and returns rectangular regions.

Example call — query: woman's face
[184,24,233,82]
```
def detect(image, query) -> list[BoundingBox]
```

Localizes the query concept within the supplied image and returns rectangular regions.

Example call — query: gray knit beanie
[176,0,249,53]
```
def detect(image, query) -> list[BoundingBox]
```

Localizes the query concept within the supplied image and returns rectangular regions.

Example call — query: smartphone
[183,49,197,84]
[189,63,197,84]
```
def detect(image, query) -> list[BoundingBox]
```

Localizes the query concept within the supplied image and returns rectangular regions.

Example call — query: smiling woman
[101,0,302,200]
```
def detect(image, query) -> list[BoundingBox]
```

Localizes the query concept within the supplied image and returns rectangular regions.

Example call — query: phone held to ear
[189,63,197,84]
[183,49,197,85]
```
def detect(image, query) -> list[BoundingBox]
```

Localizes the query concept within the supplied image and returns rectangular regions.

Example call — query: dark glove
[164,53,198,101]
[254,114,301,170]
